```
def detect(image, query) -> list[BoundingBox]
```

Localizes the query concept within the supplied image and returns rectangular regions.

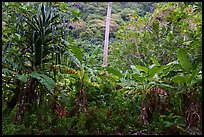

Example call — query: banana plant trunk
[75,79,87,114]
[103,2,112,66]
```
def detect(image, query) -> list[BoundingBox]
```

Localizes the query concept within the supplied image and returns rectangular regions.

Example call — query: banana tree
[172,48,202,89]
[128,57,179,124]
[172,48,202,128]
[60,34,122,114]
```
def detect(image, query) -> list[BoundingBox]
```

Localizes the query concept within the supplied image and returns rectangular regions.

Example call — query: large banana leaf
[70,43,83,64]
[70,54,81,68]
[178,48,193,72]
[88,45,100,67]
[148,65,165,79]
[106,66,123,78]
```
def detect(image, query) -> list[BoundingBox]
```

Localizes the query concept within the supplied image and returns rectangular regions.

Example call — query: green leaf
[88,45,100,67]
[166,60,179,66]
[148,65,164,79]
[71,44,83,63]
[3,58,20,70]
[59,2,69,11]
[172,75,187,83]
[130,65,140,74]
[31,71,55,94]
[135,65,148,74]
[83,73,90,83]
[150,57,160,66]
[132,74,145,82]
[2,68,17,75]
[70,54,81,68]
[16,74,28,83]
[149,64,156,69]
[106,67,123,78]
[59,92,68,106]
[178,48,193,72]
[188,69,197,84]
[158,83,176,89]
[15,33,21,40]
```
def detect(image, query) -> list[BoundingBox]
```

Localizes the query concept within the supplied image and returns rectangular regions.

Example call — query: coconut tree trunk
[103,2,112,66]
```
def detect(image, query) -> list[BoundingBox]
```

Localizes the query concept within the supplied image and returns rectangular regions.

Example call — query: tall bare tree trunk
[103,2,112,66]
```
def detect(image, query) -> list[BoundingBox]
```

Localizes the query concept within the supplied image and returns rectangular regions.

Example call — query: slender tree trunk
[103,2,112,66]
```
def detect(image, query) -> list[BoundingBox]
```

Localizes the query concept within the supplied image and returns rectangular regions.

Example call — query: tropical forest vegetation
[2,2,202,135]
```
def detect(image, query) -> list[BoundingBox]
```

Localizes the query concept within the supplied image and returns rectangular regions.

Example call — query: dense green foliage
[2,2,202,135]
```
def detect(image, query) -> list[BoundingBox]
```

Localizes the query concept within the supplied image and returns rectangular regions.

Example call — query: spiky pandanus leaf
[22,3,60,68]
